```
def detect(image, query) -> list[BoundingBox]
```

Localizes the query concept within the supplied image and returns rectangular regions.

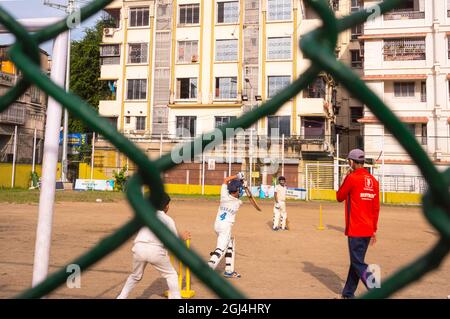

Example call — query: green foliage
[69,18,111,133]
[113,165,128,192]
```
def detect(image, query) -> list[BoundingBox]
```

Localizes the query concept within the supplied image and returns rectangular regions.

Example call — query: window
[351,0,362,12]
[178,41,199,63]
[176,116,196,137]
[394,82,415,97]
[216,39,238,61]
[125,116,131,124]
[217,1,239,23]
[179,4,200,24]
[100,44,120,65]
[351,24,363,40]
[268,76,290,98]
[350,107,363,124]
[383,38,426,61]
[30,86,40,104]
[215,116,237,127]
[104,117,117,129]
[129,7,149,27]
[215,77,238,99]
[406,123,427,145]
[268,116,290,137]
[421,81,426,102]
[135,116,146,130]
[267,0,291,21]
[303,117,325,139]
[267,37,291,60]
[127,79,147,100]
[350,50,363,68]
[176,78,197,99]
[448,37,450,59]
[128,43,148,63]
[304,77,326,98]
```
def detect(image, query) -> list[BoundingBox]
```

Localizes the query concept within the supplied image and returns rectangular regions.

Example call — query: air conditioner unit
[103,28,114,37]
[158,0,170,5]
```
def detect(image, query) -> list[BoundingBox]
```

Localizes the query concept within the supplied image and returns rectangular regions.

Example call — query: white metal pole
[90,132,95,181]
[32,127,37,173]
[11,125,18,188]
[159,133,163,157]
[249,129,253,189]
[228,138,232,176]
[201,153,205,195]
[61,27,71,182]
[382,128,385,203]
[334,134,340,190]
[32,31,69,287]
[281,134,285,176]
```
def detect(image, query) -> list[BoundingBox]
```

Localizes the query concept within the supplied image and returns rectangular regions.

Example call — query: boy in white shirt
[273,176,288,231]
[207,172,245,278]
[117,193,190,299]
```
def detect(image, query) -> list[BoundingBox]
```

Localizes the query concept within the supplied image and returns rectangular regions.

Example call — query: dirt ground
[0,198,449,299]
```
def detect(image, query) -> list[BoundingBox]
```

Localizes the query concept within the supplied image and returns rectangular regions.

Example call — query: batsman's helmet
[227,179,242,194]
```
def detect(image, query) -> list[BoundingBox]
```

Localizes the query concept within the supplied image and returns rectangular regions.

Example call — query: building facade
[360,0,450,176]
[98,0,344,158]
[0,46,50,164]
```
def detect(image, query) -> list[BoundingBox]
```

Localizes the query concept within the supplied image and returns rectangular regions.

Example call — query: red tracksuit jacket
[336,168,380,237]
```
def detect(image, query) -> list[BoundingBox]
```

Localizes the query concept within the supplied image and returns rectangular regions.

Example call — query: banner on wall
[245,185,306,200]
[74,179,115,191]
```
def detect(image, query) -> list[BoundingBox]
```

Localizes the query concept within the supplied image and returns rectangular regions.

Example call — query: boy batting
[208,172,246,278]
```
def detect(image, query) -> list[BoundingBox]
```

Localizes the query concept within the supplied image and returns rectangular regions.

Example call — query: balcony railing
[384,11,425,20]
[0,103,25,125]
[383,39,426,61]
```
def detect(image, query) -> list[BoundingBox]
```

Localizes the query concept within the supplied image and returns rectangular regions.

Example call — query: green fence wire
[0,0,447,299]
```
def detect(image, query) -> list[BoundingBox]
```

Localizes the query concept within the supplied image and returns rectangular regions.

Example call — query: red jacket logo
[365,177,373,190]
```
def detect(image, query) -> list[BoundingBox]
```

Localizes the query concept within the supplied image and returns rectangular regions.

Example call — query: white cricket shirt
[134,210,178,247]
[275,184,287,202]
[215,184,243,224]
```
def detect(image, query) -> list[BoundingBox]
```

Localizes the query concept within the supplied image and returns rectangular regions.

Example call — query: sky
[0,0,102,57]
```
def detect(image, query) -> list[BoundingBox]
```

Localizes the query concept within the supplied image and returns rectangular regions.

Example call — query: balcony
[383,39,426,61]
[0,103,25,125]
[384,11,425,20]
[99,100,120,117]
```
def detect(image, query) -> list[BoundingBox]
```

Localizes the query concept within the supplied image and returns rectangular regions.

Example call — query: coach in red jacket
[336,149,380,299]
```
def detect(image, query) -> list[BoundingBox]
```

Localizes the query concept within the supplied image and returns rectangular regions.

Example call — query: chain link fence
[0,0,448,299]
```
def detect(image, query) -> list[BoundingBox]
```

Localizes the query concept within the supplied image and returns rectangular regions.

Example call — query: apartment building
[0,46,50,164]
[359,0,450,175]
[98,0,340,161]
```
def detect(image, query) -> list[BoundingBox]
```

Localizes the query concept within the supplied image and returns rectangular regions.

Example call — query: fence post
[249,129,253,189]
[11,125,18,188]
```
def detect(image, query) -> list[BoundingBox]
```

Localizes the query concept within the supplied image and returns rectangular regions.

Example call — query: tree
[69,18,112,133]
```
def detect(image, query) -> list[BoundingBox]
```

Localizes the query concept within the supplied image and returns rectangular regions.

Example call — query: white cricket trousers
[208,221,235,273]
[117,242,181,299]
[273,201,287,229]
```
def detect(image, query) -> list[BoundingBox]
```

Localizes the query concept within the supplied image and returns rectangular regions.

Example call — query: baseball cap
[347,149,365,162]
[227,179,242,193]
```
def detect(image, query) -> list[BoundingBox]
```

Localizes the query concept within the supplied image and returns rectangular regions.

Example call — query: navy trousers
[342,236,371,298]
